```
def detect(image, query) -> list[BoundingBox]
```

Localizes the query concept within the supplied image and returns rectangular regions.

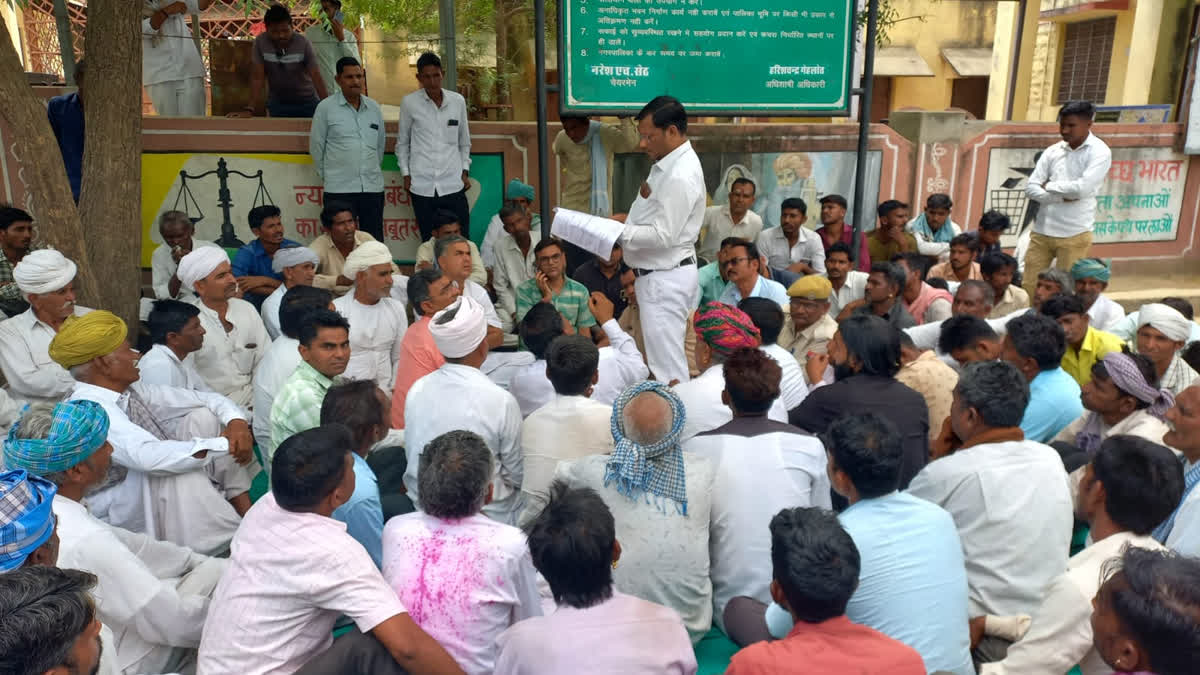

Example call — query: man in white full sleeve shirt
[49,311,255,557]
[404,296,525,525]
[151,211,221,301]
[142,0,213,116]
[1021,100,1112,297]
[397,51,472,242]
[619,96,705,384]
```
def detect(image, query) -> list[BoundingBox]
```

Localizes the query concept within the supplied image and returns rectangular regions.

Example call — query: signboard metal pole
[536,0,551,241]
[438,0,457,89]
[850,0,879,265]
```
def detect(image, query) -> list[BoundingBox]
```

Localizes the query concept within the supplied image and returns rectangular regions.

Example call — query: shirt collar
[1078,326,1101,355]
[296,360,335,388]
[784,615,857,640]
[72,381,124,406]
[1064,133,1098,153]
[652,140,693,175]
[148,343,183,365]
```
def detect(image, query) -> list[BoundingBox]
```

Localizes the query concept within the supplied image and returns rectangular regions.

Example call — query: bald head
[621,391,673,445]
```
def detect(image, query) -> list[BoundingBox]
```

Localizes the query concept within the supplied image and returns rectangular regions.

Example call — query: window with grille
[1056,17,1116,104]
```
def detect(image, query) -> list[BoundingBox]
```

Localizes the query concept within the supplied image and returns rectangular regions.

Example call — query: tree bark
[0,10,98,304]
[79,1,142,328]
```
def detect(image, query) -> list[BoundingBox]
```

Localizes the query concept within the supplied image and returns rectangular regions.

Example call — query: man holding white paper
[619,95,705,383]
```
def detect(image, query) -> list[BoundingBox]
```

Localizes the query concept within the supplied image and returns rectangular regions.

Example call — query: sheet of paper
[549,208,624,259]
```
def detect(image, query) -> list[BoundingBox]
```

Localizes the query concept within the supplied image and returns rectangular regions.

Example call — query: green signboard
[559,0,856,116]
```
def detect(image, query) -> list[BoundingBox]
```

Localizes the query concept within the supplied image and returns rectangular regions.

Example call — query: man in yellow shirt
[1041,294,1124,386]
[552,116,639,215]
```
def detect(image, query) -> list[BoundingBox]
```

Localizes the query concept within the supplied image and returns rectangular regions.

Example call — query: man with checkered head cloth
[672,301,789,441]
[3,399,227,675]
[50,309,254,556]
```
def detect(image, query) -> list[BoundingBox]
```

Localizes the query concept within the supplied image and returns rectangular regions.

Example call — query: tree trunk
[79,1,142,328]
[0,3,141,327]
[0,10,97,303]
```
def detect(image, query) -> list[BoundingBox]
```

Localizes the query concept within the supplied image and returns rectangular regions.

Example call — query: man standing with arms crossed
[1022,100,1111,297]
[620,96,705,384]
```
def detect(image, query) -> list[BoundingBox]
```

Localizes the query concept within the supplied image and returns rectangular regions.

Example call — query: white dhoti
[635,265,700,384]
[145,76,206,117]
[150,408,249,556]
[121,557,227,675]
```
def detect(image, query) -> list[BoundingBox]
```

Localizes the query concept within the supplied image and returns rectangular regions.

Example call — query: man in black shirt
[573,243,628,320]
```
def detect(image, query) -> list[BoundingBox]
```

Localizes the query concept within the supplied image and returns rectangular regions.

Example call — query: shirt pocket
[232,340,257,375]
[327,117,358,143]
[443,118,460,145]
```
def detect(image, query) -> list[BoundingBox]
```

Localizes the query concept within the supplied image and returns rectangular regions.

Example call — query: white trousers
[121,557,227,675]
[151,409,249,556]
[146,76,206,116]
[635,264,700,384]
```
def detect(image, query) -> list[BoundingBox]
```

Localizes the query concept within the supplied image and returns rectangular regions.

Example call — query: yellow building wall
[884,0,997,112]
[996,0,1188,121]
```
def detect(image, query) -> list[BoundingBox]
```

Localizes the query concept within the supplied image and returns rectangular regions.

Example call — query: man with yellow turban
[51,310,254,556]
[0,249,91,404]
[3,399,227,674]
[672,301,788,441]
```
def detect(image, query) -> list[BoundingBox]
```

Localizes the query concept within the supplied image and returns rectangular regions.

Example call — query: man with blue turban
[0,469,58,571]
[3,399,226,675]
[481,178,544,272]
[1070,257,1126,332]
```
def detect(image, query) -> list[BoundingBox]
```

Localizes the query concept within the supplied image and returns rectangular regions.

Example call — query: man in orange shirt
[389,269,461,429]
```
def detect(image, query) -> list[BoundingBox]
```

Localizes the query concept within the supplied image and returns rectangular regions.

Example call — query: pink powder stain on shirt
[397,524,492,645]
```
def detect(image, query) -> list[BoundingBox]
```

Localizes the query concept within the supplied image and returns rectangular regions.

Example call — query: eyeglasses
[536,253,563,265]
[722,257,751,267]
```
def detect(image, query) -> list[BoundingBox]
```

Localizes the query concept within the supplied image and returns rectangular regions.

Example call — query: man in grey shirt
[232,4,328,118]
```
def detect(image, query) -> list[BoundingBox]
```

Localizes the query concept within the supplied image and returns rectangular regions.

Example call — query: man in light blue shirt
[717,239,789,307]
[755,413,973,675]
[321,379,391,568]
[1001,313,1083,442]
[309,56,386,244]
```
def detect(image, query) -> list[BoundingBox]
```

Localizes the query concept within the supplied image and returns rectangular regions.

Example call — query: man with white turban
[259,245,319,340]
[403,295,525,525]
[331,241,408,391]
[178,247,270,411]
[0,249,91,404]
[50,310,254,556]
[1136,302,1198,396]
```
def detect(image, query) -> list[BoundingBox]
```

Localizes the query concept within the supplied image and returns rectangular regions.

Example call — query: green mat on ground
[250,470,268,502]
[694,626,738,675]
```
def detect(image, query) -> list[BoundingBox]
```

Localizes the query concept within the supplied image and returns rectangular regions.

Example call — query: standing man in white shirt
[620,96,704,384]
[397,52,472,242]
[698,178,763,261]
[176,247,270,413]
[142,0,213,116]
[151,211,221,301]
[310,56,387,243]
[1022,100,1112,297]
[304,0,360,99]
[756,198,826,276]
[139,299,214,392]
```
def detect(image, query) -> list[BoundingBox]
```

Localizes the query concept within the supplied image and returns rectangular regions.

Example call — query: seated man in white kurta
[260,245,319,340]
[176,247,270,413]
[138,299,215,392]
[2,400,227,675]
[403,295,525,525]
[333,241,408,391]
[50,310,254,556]
[0,249,90,404]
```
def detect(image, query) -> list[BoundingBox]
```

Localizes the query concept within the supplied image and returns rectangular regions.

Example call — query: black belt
[632,255,697,278]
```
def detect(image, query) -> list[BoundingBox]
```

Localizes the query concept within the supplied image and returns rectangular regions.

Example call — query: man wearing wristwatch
[619,95,705,384]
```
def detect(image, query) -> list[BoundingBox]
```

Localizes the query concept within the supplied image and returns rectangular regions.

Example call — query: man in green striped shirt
[515,239,597,341]
[268,309,350,467]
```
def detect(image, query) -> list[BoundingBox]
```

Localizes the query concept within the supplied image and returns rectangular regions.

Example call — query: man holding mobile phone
[305,0,361,101]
